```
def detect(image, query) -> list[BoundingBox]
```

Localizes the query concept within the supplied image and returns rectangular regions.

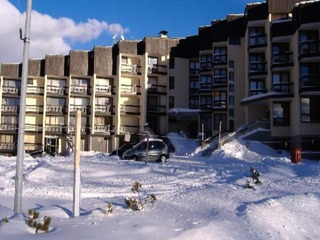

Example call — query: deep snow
[0,134,319,240]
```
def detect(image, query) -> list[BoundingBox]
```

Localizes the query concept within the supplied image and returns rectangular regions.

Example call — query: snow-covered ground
[0,134,319,240]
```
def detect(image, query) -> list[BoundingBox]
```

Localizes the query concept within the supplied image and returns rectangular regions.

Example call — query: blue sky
[1,0,260,62]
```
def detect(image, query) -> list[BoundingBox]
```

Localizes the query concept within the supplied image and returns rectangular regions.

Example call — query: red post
[291,147,302,163]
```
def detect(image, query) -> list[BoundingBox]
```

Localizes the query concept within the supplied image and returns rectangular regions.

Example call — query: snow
[0,133,319,240]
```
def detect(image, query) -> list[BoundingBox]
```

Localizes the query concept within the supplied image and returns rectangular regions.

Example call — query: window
[229,37,241,46]
[189,96,199,109]
[27,79,34,85]
[229,72,234,82]
[229,96,234,106]
[248,27,266,46]
[272,72,290,93]
[229,109,234,117]
[301,96,320,122]
[169,76,175,90]
[300,63,319,88]
[214,91,227,108]
[200,54,212,69]
[213,47,227,63]
[249,79,266,96]
[190,60,200,74]
[169,96,174,109]
[47,97,65,105]
[200,75,212,89]
[148,57,158,71]
[273,102,290,126]
[45,116,65,125]
[229,61,234,69]
[189,78,199,92]
[214,113,227,130]
[200,95,212,109]
[121,57,128,64]
[229,84,234,93]
[213,69,227,84]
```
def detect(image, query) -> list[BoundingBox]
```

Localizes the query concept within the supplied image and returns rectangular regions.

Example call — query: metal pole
[218,121,222,149]
[14,0,32,214]
[73,110,81,217]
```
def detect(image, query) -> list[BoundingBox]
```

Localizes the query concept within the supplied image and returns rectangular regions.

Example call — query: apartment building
[0,36,179,156]
[1,0,319,157]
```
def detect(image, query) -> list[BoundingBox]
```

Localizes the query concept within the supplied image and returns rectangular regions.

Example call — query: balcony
[271,52,293,69]
[147,104,166,115]
[26,86,44,95]
[148,64,167,75]
[249,88,268,96]
[0,142,16,151]
[69,125,89,134]
[249,62,267,76]
[69,105,91,115]
[147,84,167,95]
[200,62,212,71]
[119,125,140,134]
[46,105,67,114]
[0,124,18,132]
[213,100,228,110]
[189,87,199,95]
[45,125,66,134]
[120,84,141,95]
[2,86,19,95]
[272,82,294,95]
[199,103,212,111]
[299,40,320,60]
[95,104,113,115]
[213,54,227,66]
[189,69,200,76]
[121,64,141,75]
[26,105,44,113]
[94,125,114,135]
[25,143,43,153]
[70,85,90,95]
[95,85,115,95]
[199,82,212,91]
[300,74,320,93]
[213,77,228,88]
[47,85,67,96]
[120,104,140,115]
[248,34,267,49]
[25,124,43,132]
[1,105,19,114]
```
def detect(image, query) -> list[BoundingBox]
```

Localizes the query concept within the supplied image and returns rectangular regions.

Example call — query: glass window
[169,76,174,90]
[169,96,174,109]
[301,96,320,122]
[273,102,290,126]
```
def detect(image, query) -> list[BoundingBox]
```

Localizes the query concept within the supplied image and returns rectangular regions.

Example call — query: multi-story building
[1,0,319,158]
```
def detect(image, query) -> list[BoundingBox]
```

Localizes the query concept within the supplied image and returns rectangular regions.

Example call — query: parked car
[122,139,169,162]
[109,143,135,158]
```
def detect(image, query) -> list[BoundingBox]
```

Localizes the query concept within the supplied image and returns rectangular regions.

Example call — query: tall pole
[14,0,32,213]
[73,111,81,217]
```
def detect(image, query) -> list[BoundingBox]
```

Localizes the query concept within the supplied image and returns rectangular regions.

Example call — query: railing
[189,69,200,75]
[119,125,140,134]
[2,86,19,94]
[69,105,90,114]
[120,84,141,95]
[300,40,320,55]
[46,105,67,113]
[120,104,140,114]
[248,34,267,47]
[199,82,212,90]
[147,105,166,114]
[272,52,293,65]
[95,85,114,95]
[249,62,267,73]
[94,125,113,134]
[213,100,228,109]
[213,76,228,86]
[121,64,141,75]
[272,82,294,94]
[25,124,43,132]
[199,103,212,110]
[300,74,320,88]
[0,142,16,150]
[95,104,112,113]
[1,105,19,113]
[26,105,44,113]
[213,54,227,64]
[148,64,167,74]
[249,89,268,96]
[47,85,67,95]
[26,86,44,94]
[25,143,43,151]
[0,124,18,131]
[200,61,212,70]
[70,85,89,94]
[45,125,66,133]
[147,84,167,94]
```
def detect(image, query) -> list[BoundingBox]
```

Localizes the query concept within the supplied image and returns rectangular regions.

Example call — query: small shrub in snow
[1,217,9,224]
[101,202,114,215]
[27,209,51,233]
[125,181,157,211]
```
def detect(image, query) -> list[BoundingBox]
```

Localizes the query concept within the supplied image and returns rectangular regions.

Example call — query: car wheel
[131,155,138,161]
[159,155,167,163]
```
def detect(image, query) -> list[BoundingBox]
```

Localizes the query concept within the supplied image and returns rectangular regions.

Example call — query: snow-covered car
[122,139,169,162]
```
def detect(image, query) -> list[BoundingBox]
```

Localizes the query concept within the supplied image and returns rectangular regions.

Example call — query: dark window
[229,61,234,69]
[189,96,199,109]
[169,76,175,90]
[229,37,241,46]
[214,113,227,130]
[169,96,174,109]
[272,72,290,93]
[301,96,320,122]
[229,71,234,81]
[213,47,227,63]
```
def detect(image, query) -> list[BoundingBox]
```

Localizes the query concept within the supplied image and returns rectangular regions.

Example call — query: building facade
[1,0,319,157]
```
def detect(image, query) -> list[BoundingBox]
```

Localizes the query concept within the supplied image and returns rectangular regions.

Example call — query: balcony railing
[119,125,140,134]
[213,100,228,109]
[300,40,320,56]
[147,84,167,94]
[147,104,166,114]
[25,143,43,152]
[95,104,112,114]
[199,103,212,110]
[26,105,44,113]
[249,88,268,96]
[69,105,90,114]
[70,85,89,94]
[300,74,320,91]
[47,85,67,95]
[249,62,267,74]
[120,104,140,114]
[95,85,115,95]
[1,105,19,113]
[121,64,141,75]
[272,82,294,94]
[120,84,141,95]
[200,62,212,71]
[69,125,88,133]
[272,52,293,66]
[0,124,18,131]
[27,86,44,95]
[148,64,167,74]
[199,82,212,90]
[94,125,114,135]
[189,69,200,75]
[213,76,228,87]
[213,54,227,65]
[46,105,67,113]
[0,142,16,150]
[2,86,19,95]
[248,34,267,48]
[25,124,43,132]
[45,125,66,133]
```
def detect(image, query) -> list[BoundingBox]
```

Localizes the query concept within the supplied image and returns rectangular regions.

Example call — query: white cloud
[0,0,129,63]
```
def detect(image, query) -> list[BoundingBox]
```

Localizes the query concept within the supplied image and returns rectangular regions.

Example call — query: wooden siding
[269,0,304,14]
